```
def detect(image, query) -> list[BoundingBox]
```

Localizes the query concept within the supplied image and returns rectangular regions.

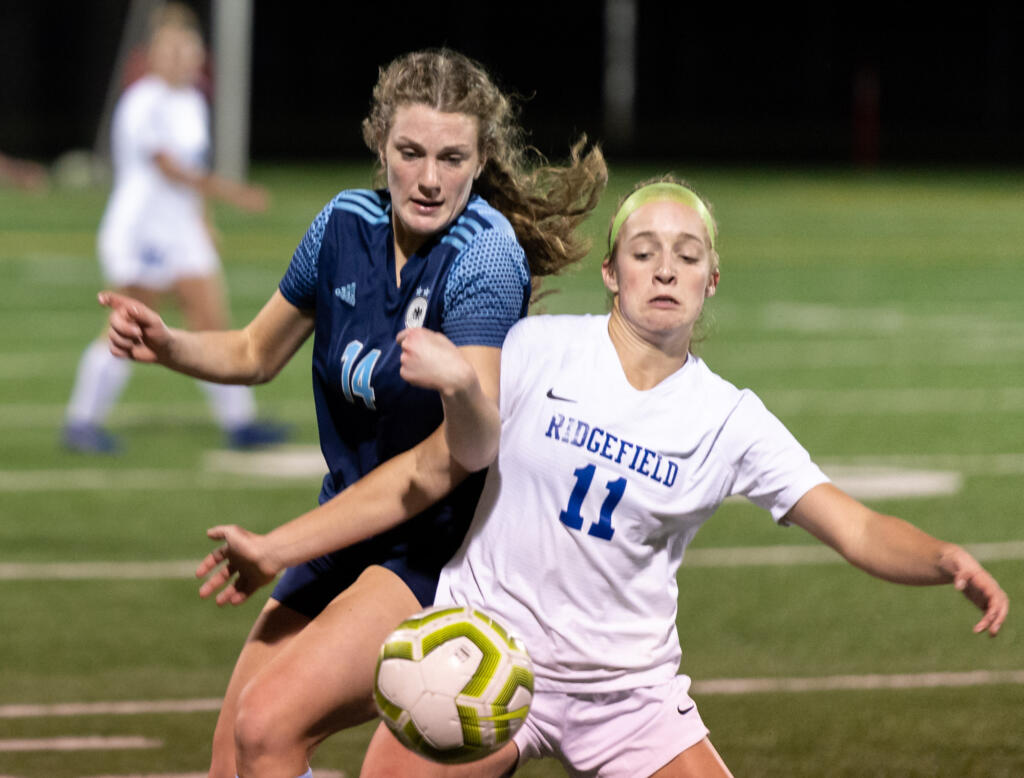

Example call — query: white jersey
[436,314,829,693]
[97,74,217,286]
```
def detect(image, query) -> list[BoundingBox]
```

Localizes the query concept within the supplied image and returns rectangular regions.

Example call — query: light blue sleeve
[278,197,336,309]
[441,229,530,347]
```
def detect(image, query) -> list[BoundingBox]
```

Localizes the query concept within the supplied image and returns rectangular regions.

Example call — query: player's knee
[233,679,298,761]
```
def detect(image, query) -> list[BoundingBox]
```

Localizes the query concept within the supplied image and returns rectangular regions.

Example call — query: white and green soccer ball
[374,605,534,764]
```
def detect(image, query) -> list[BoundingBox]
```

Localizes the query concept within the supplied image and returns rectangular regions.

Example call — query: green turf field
[0,163,1021,777]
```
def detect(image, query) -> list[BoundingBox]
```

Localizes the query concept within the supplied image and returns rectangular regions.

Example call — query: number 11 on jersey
[559,464,626,541]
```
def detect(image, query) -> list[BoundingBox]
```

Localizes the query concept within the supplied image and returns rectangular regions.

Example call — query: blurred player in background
[193,177,1007,777]
[103,48,606,778]
[63,2,285,453]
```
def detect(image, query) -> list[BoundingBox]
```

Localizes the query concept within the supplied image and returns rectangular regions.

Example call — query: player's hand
[233,183,270,213]
[941,547,1009,636]
[397,328,475,396]
[196,525,282,606]
[99,291,173,363]
[219,179,270,213]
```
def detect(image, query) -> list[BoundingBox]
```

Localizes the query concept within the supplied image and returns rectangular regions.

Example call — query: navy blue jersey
[274,189,529,612]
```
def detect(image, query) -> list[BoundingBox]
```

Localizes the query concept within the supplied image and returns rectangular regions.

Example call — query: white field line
[3,670,1022,726]
[0,699,219,717]
[820,465,961,500]
[0,400,310,428]
[2,541,1022,582]
[824,452,1024,476]
[0,445,325,491]
[0,467,320,492]
[7,331,1024,377]
[684,540,1024,567]
[683,540,1024,567]
[0,470,274,491]
[705,335,1024,371]
[692,669,1024,695]
[204,447,327,478]
[6,451,1024,493]
[3,380,1024,430]
[0,352,86,379]
[763,386,1024,415]
[0,561,199,580]
[750,301,1024,337]
[0,470,207,492]
[0,736,160,752]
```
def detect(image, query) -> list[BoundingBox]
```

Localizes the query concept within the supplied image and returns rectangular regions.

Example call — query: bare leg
[650,737,733,778]
[208,599,311,778]
[64,285,162,448]
[232,566,423,778]
[173,274,230,331]
[118,284,163,312]
[361,720,518,778]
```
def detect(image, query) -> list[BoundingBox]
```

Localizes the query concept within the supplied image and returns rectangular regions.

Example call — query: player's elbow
[450,440,498,474]
[246,360,280,385]
[237,329,289,385]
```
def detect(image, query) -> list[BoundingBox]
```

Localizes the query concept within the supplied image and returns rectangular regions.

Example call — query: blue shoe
[62,422,120,454]
[226,420,290,450]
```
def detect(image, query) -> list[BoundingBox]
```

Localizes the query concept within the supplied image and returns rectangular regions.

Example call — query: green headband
[608,182,717,252]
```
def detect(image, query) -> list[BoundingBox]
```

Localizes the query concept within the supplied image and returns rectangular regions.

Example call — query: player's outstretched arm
[153,151,269,213]
[196,422,471,604]
[397,328,500,472]
[786,483,1009,636]
[100,289,313,385]
[196,328,500,605]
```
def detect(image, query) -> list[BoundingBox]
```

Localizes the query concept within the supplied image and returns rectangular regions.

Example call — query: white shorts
[99,217,219,289]
[514,674,710,778]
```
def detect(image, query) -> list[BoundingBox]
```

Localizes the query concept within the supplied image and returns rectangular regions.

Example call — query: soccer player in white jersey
[63,3,284,453]
[366,177,1008,777]
[191,177,1006,777]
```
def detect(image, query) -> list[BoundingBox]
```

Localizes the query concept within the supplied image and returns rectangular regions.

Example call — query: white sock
[66,340,132,425]
[198,380,256,430]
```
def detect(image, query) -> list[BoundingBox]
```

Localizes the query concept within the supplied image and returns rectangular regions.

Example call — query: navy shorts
[271,470,483,619]
[269,497,481,619]
[271,542,441,619]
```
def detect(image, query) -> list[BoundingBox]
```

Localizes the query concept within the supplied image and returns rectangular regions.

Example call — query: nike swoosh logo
[546,388,577,403]
[677,704,695,715]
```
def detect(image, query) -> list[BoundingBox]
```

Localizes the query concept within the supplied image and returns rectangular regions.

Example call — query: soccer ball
[374,605,534,764]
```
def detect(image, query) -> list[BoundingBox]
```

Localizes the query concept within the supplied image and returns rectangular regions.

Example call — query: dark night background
[3,1,1024,166]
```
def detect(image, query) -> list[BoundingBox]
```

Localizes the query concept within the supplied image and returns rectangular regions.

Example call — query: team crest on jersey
[404,288,430,329]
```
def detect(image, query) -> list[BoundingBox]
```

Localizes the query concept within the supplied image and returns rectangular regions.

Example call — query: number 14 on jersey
[340,340,380,410]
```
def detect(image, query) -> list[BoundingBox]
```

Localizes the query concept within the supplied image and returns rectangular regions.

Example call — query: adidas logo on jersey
[334,283,356,306]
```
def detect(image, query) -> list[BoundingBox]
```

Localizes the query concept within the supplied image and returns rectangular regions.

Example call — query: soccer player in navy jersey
[103,49,606,778]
